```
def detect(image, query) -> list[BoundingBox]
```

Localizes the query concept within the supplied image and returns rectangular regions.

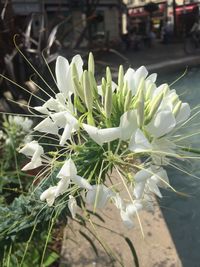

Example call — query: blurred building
[2,0,126,47]
[123,0,200,38]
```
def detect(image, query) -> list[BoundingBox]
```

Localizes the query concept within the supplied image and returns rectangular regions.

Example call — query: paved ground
[93,41,200,75]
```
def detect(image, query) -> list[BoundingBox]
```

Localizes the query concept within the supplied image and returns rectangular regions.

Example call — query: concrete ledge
[60,201,182,267]
[146,55,200,72]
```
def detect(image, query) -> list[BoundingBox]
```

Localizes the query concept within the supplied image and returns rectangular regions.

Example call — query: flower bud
[104,82,112,118]
[147,91,164,123]
[88,52,95,75]
[71,62,79,80]
[173,100,182,117]
[163,84,169,96]
[83,70,93,112]
[101,77,106,98]
[118,65,124,91]
[135,78,145,99]
[172,94,179,105]
[136,89,144,127]
[145,83,153,100]
[87,112,95,126]
[106,66,112,84]
[124,89,132,112]
[89,71,98,99]
[122,80,128,96]
[74,95,86,113]
[72,76,85,102]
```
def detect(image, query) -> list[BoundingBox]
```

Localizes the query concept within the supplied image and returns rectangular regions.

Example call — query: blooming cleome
[19,53,192,229]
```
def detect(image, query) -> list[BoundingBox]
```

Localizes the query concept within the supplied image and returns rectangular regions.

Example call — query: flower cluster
[19,53,191,228]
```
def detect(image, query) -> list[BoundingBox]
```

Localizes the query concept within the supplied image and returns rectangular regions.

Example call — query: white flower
[40,159,92,206]
[83,109,138,146]
[68,195,78,219]
[124,66,149,95]
[40,186,57,206]
[51,111,78,146]
[34,111,79,146]
[129,129,177,165]
[86,184,114,209]
[57,159,92,190]
[119,110,138,140]
[133,167,169,199]
[145,109,176,138]
[129,128,152,153]
[34,94,67,115]
[19,141,44,170]
[34,117,58,135]
[176,102,190,124]
[120,200,143,229]
[83,124,120,146]
[55,55,83,97]
[112,193,125,210]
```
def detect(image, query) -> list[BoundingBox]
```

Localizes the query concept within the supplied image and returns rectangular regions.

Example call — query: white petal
[19,140,43,156]
[34,106,49,115]
[119,110,138,140]
[124,68,136,95]
[129,129,151,152]
[147,73,157,83]
[57,159,77,179]
[112,193,125,210]
[146,110,176,137]
[72,175,92,190]
[134,66,148,89]
[176,102,190,124]
[44,97,60,112]
[40,186,57,206]
[55,56,70,96]
[55,178,70,196]
[86,184,113,209]
[120,210,134,228]
[120,201,143,228]
[134,182,146,199]
[52,111,78,129]
[34,117,58,135]
[134,168,151,183]
[152,83,168,99]
[98,128,120,144]
[147,180,162,198]
[151,168,169,188]
[83,124,120,146]
[20,141,43,170]
[21,158,42,171]
[59,124,72,146]
[71,54,83,78]
[68,195,78,219]
[51,112,66,127]
[126,201,143,215]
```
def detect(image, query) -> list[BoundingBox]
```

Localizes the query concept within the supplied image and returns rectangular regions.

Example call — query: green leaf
[43,251,59,267]
[125,237,139,267]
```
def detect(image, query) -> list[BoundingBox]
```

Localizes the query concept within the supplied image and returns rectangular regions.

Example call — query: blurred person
[190,14,200,46]
[162,17,173,44]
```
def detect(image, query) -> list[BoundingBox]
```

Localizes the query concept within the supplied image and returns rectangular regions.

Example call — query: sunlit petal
[119,110,138,140]
[57,159,77,179]
[146,110,176,137]
[55,56,70,97]
[129,129,151,152]
[86,184,114,209]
